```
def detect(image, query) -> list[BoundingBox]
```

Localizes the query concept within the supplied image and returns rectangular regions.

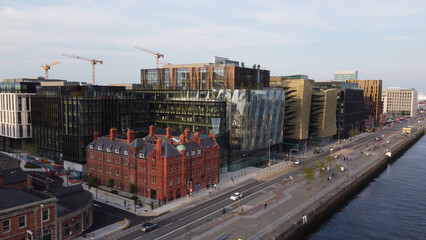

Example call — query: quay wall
[271,128,425,240]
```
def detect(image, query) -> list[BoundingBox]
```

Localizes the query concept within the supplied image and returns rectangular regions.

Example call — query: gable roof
[200,138,216,150]
[162,141,181,158]
[0,168,27,185]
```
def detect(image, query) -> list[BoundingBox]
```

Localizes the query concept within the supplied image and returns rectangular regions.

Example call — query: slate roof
[88,137,129,155]
[162,141,181,158]
[54,184,92,217]
[0,168,27,185]
[185,142,202,153]
[200,138,216,150]
[0,153,20,170]
[0,188,43,210]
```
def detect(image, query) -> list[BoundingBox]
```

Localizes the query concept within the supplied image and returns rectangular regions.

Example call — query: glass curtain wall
[213,68,225,89]
[199,68,207,90]
[175,69,189,90]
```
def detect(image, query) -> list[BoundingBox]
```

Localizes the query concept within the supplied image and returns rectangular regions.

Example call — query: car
[140,222,158,232]
[294,160,300,165]
[314,148,323,154]
[340,166,345,172]
[334,154,342,159]
[376,137,382,142]
[230,192,243,201]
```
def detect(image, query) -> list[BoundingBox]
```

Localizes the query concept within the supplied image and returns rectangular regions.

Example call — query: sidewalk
[74,219,130,240]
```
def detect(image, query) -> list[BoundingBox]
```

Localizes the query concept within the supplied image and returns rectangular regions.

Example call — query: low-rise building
[86,127,220,202]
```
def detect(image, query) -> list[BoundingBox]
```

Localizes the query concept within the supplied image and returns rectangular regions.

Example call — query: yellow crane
[135,46,164,68]
[62,54,103,85]
[41,61,61,79]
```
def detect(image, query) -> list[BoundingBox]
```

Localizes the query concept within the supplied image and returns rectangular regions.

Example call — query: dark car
[141,222,158,232]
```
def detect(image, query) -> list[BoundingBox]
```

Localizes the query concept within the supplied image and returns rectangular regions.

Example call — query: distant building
[86,127,220,202]
[309,88,338,141]
[315,81,365,139]
[334,71,358,82]
[346,80,383,127]
[383,88,418,117]
[140,57,270,90]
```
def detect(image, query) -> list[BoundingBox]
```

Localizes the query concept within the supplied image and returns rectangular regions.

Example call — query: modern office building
[270,76,314,151]
[346,79,383,127]
[334,71,358,82]
[309,88,338,141]
[383,88,418,117]
[315,81,365,139]
[31,84,149,173]
[140,57,270,90]
[86,127,220,202]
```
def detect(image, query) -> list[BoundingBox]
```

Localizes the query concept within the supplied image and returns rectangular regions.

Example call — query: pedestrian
[264,203,267,210]
[124,200,126,207]
[240,208,244,215]
[214,184,217,190]
[231,177,234,183]
[91,234,94,240]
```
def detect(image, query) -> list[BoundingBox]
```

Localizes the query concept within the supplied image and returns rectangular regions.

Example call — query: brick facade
[86,126,220,201]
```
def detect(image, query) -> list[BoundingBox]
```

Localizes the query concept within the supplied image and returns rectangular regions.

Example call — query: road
[105,117,420,240]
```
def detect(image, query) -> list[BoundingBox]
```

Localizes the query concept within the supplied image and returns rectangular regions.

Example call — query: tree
[87,175,97,189]
[303,167,315,184]
[326,155,334,165]
[241,62,245,68]
[129,183,138,197]
[315,161,326,181]
[106,179,115,203]
[348,129,357,137]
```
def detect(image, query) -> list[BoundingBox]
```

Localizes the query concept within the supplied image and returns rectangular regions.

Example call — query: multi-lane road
[101,117,421,240]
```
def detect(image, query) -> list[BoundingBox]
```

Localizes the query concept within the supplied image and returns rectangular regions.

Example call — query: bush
[110,190,118,194]
[130,195,138,201]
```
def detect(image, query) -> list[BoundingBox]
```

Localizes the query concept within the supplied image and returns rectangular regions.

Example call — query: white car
[230,192,243,201]
[294,160,300,165]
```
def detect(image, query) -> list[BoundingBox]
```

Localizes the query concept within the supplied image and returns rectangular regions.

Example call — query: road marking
[165,223,173,227]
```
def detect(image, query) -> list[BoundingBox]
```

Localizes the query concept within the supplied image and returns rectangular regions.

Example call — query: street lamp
[268,139,272,166]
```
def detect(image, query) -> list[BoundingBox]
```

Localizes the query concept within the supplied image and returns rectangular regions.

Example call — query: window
[65,223,71,236]
[152,155,155,160]
[169,166,173,173]
[98,146,102,150]
[177,176,180,184]
[115,149,120,154]
[197,149,201,154]
[139,153,145,158]
[124,151,128,156]
[177,164,180,171]
[106,154,111,162]
[107,148,111,152]
[191,151,195,156]
[151,176,156,184]
[169,178,173,186]
[90,152,94,158]
[125,171,127,178]
[98,165,101,172]
[115,169,119,176]
[74,221,80,232]
[18,215,26,228]
[89,145,93,149]
[42,209,49,222]
[151,164,156,172]
[2,219,10,233]
[186,152,189,157]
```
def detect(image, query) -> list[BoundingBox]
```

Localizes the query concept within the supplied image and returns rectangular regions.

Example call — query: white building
[383,87,418,117]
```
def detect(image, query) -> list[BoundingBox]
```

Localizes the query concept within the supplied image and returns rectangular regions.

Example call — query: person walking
[264,202,267,210]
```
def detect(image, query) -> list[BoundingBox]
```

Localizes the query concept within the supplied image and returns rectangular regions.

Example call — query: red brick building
[86,126,220,201]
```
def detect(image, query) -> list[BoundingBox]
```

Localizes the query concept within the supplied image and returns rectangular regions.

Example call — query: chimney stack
[45,178,50,191]
[166,126,172,139]
[193,132,200,144]
[156,138,162,158]
[184,128,190,140]
[209,132,216,142]
[27,175,33,192]
[180,133,185,145]
[110,128,117,141]
[94,131,99,141]
[149,125,155,136]
[127,129,135,144]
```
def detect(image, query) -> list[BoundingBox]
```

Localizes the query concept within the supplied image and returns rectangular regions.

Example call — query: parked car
[376,137,382,142]
[340,167,345,172]
[230,192,243,201]
[294,160,300,165]
[314,148,323,154]
[334,154,342,159]
[141,222,158,232]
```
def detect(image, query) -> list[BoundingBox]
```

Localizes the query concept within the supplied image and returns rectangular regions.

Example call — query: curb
[102,218,130,237]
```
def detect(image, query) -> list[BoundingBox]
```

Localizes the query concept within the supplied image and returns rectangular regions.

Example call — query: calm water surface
[307,135,426,240]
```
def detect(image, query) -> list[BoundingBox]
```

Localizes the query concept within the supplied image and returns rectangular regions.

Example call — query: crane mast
[62,54,103,85]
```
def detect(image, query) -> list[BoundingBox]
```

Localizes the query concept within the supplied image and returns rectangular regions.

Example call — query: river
[306,135,426,240]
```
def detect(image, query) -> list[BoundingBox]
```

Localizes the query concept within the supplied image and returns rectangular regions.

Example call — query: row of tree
[303,155,341,184]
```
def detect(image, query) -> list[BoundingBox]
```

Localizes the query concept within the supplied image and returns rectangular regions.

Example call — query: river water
[306,135,426,240]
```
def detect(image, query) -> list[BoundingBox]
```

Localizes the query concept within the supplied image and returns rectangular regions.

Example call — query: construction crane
[62,54,103,85]
[41,61,62,79]
[135,46,164,68]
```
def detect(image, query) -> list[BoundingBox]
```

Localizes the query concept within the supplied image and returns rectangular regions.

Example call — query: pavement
[73,119,424,239]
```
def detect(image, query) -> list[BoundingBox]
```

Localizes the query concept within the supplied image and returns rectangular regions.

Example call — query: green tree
[348,129,357,137]
[106,179,115,203]
[326,155,334,165]
[315,161,326,181]
[303,167,315,184]
[129,183,138,197]
[87,175,97,189]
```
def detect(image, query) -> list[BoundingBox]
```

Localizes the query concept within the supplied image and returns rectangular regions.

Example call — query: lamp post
[40,204,44,240]
[268,139,272,166]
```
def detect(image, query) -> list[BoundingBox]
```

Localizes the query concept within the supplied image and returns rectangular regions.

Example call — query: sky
[1,0,426,93]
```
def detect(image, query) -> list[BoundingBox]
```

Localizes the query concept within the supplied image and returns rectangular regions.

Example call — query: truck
[402,126,417,134]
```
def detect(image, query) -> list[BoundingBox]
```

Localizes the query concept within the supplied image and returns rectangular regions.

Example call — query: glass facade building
[334,71,358,82]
